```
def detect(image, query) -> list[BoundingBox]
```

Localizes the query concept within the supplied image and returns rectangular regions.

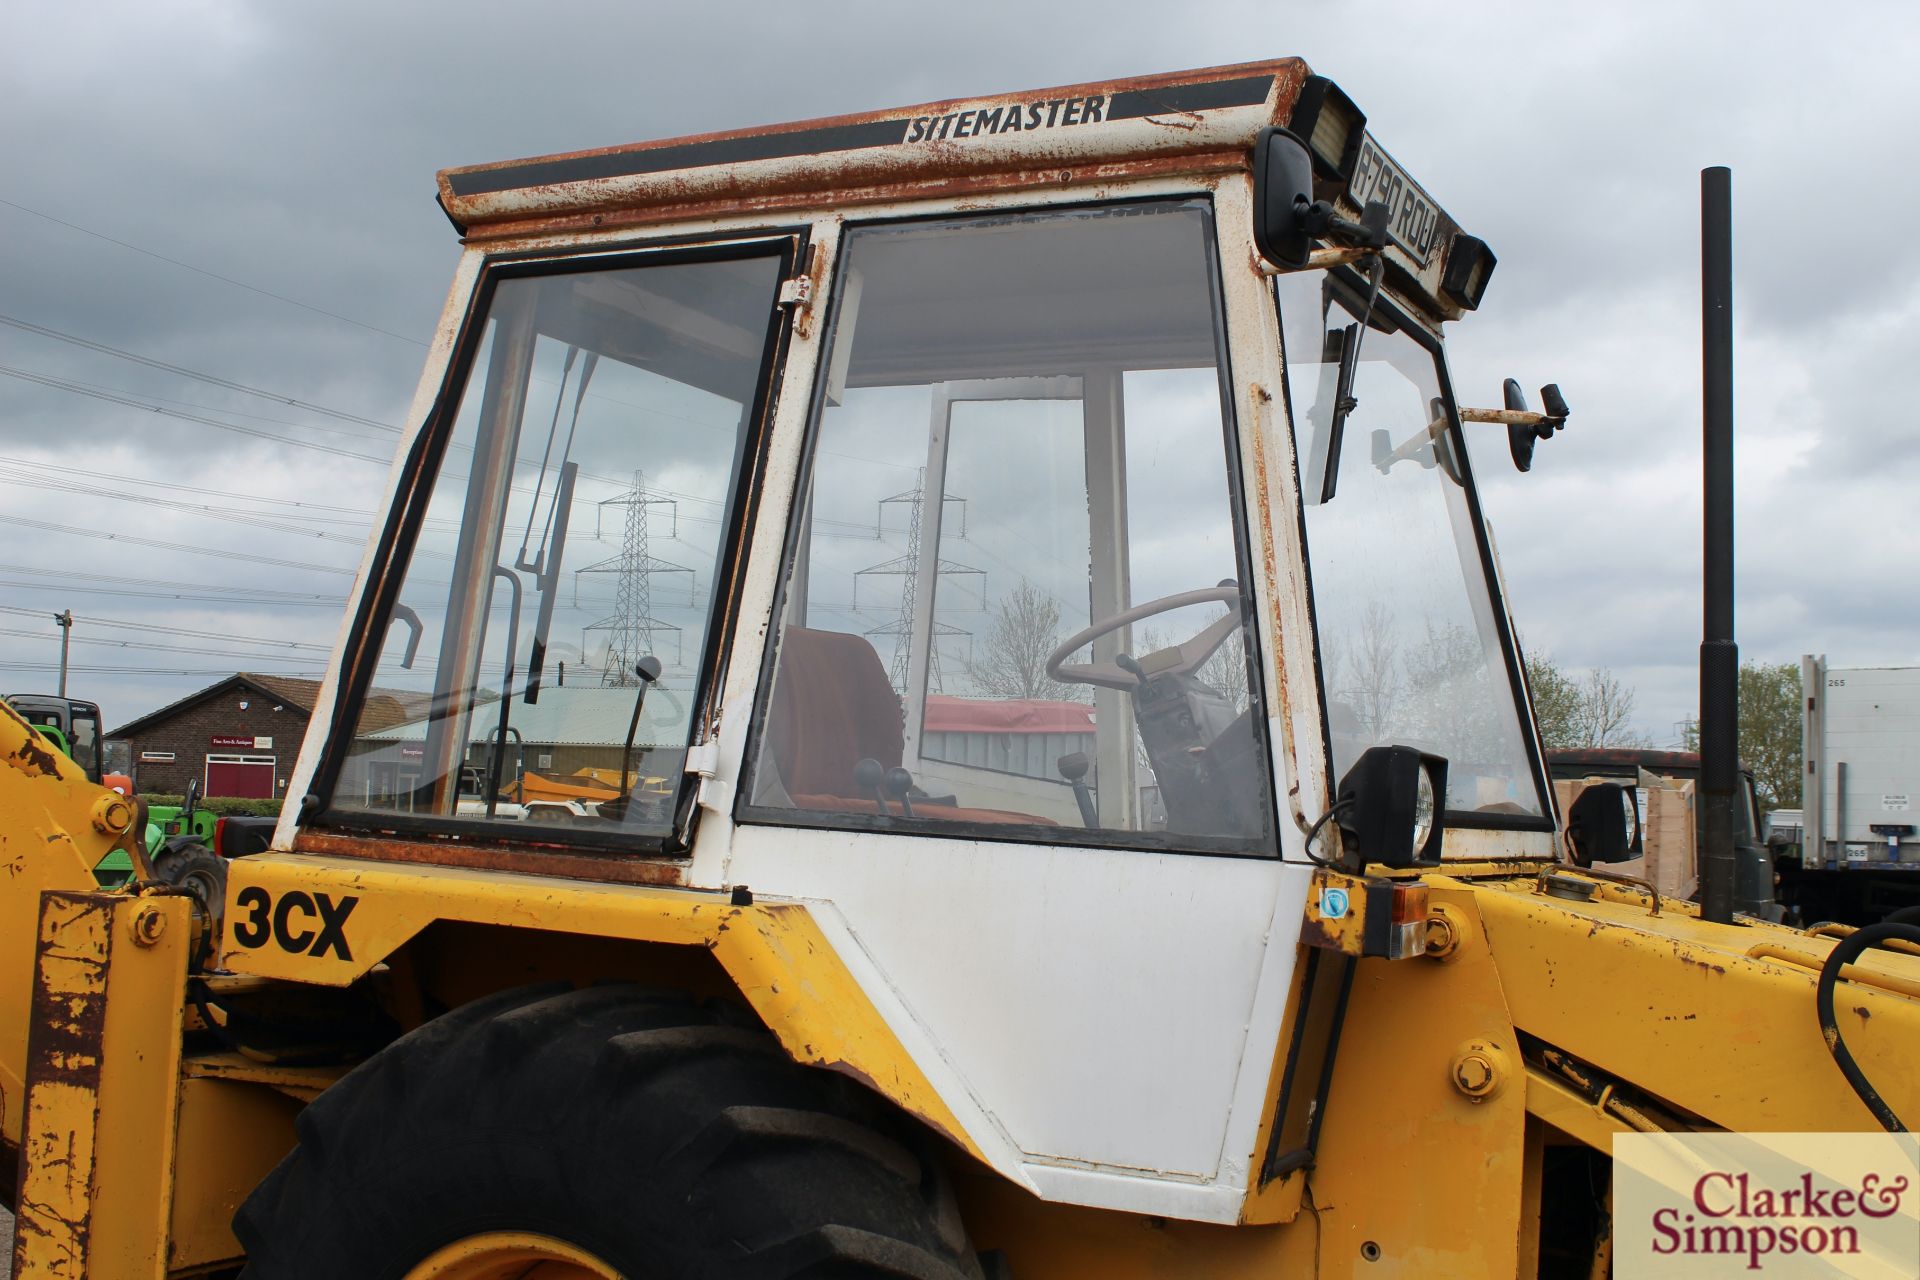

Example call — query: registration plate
[1349,135,1442,267]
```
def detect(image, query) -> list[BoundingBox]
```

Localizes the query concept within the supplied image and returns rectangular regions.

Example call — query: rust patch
[2,1131,17,1210]
[5,734,62,780]
[1677,952,1729,977]
[463,152,1248,245]
[293,829,689,886]
[445,57,1302,215]
[14,892,114,1272]
[1298,914,1341,953]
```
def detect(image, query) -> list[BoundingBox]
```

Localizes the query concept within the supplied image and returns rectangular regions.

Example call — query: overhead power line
[0,512,356,575]
[0,661,330,677]
[0,364,392,464]
[0,470,372,549]
[0,579,347,607]
[0,604,332,652]
[0,560,342,601]
[0,625,327,664]
[0,196,427,346]
[0,311,404,431]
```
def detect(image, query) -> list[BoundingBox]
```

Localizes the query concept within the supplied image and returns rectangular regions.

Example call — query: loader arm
[0,697,140,1188]
[1465,872,1920,1134]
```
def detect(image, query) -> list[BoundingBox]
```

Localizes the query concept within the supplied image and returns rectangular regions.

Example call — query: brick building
[109,673,324,800]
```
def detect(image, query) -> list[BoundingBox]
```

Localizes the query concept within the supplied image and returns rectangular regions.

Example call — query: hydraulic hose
[1815,910,1920,1132]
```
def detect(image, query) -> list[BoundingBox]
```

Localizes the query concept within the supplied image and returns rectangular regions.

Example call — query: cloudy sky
[3,0,1915,747]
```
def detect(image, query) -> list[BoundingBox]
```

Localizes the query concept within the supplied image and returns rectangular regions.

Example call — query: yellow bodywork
[7,696,1920,1276]
[1,700,134,1179]
[220,852,984,1162]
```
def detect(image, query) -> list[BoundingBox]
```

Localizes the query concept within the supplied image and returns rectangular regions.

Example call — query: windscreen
[744,201,1274,852]
[1277,272,1545,821]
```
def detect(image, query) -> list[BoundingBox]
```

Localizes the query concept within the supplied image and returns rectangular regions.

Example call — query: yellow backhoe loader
[5,58,1917,1279]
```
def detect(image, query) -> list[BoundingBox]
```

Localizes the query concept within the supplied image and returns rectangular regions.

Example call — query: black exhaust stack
[1700,166,1738,924]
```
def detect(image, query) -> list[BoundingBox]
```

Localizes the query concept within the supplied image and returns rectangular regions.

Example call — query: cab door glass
[1276,272,1544,820]
[746,202,1274,852]
[330,249,787,839]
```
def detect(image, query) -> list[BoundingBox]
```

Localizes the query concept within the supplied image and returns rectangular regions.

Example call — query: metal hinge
[778,275,813,308]
[684,740,720,778]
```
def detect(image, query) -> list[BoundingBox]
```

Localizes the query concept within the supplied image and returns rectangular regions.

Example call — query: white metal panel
[724,822,1301,1182]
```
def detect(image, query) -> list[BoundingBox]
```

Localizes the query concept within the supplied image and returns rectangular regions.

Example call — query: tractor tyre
[152,837,228,961]
[234,983,985,1280]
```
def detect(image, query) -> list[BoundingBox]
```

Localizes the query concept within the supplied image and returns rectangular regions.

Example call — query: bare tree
[1197,613,1251,712]
[1576,667,1641,747]
[1345,601,1400,740]
[962,578,1079,701]
[1526,652,1649,751]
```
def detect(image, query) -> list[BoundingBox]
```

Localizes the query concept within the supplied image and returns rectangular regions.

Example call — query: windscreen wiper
[1318,255,1387,504]
[516,348,598,577]
[524,459,579,705]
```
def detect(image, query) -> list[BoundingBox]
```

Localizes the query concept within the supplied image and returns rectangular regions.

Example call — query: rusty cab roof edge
[437,59,1310,228]
[435,58,1481,325]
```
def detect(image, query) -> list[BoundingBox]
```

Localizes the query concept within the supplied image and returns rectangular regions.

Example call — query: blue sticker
[1320,886,1350,920]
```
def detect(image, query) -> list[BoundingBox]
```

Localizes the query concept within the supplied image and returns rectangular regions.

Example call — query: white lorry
[1794,655,1920,922]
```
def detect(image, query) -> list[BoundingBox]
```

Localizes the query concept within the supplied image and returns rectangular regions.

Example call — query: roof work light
[1287,76,1368,183]
[1441,233,1498,311]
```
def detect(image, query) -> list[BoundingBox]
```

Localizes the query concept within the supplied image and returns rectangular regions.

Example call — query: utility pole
[54,609,72,697]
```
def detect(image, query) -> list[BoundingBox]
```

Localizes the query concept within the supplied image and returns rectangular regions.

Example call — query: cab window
[743,202,1275,853]
[324,245,789,843]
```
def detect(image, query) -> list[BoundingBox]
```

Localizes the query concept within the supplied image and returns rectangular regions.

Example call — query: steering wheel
[1046,584,1245,692]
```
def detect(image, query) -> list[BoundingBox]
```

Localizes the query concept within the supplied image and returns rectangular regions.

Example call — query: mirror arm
[1253,244,1381,278]
[1460,406,1565,430]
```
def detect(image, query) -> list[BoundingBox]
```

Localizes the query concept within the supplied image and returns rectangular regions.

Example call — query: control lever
[853,757,890,816]
[388,602,424,669]
[1056,752,1098,829]
[884,767,917,819]
[614,656,663,816]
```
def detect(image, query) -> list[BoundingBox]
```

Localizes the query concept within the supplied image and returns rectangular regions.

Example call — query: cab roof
[435,59,1481,322]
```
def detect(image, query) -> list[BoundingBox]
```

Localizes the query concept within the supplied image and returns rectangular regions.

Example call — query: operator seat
[766,626,1054,827]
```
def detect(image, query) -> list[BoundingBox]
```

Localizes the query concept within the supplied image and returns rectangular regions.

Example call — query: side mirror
[1252,127,1317,270]
[1334,745,1448,869]
[1504,379,1571,473]
[1567,782,1638,864]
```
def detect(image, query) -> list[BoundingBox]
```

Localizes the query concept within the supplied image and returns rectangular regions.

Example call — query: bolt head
[1454,1054,1495,1093]
[91,795,133,834]
[129,902,167,946]
[1449,1039,1508,1100]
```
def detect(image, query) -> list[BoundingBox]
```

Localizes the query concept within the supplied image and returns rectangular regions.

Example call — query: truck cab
[6,693,104,783]
[1547,747,1781,919]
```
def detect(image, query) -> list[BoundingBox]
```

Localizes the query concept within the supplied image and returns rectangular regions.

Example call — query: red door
[206,757,275,798]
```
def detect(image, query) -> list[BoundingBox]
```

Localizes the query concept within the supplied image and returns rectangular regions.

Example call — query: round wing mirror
[1505,379,1538,473]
